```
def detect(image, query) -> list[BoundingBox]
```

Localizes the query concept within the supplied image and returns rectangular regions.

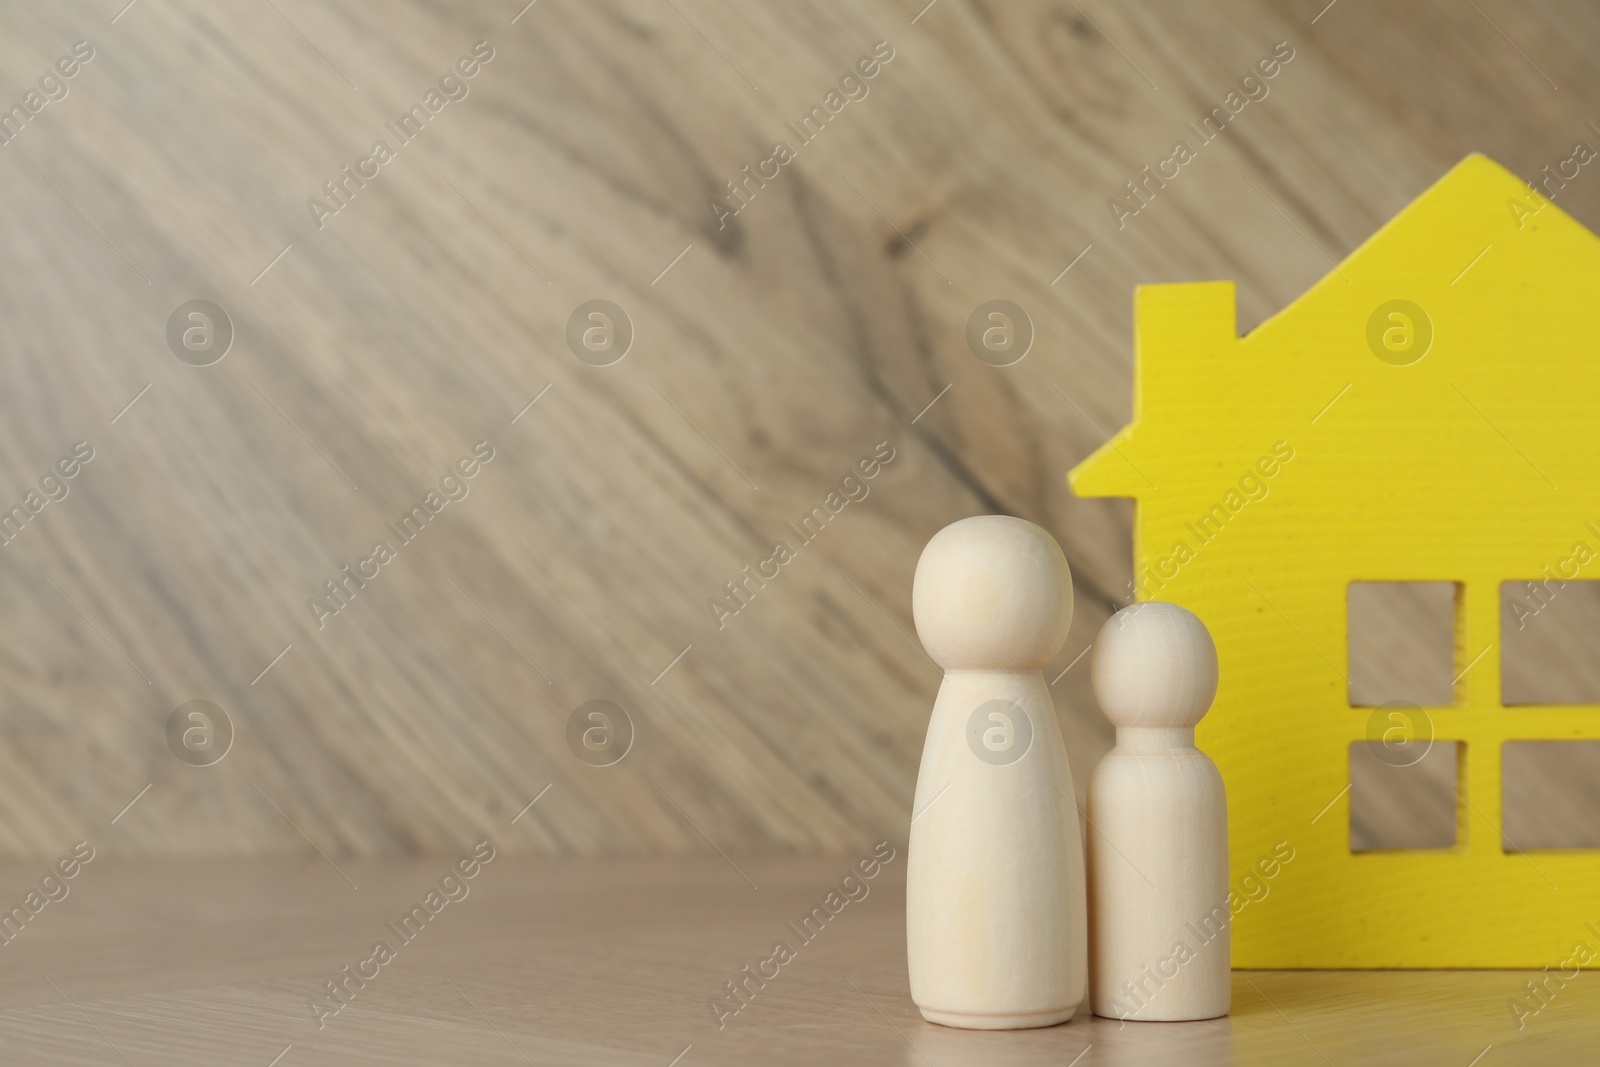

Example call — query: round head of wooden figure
[1091,602,1219,729]
[912,515,1073,670]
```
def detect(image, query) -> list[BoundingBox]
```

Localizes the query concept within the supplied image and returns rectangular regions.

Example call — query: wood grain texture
[0,0,1598,859]
[0,856,1578,1065]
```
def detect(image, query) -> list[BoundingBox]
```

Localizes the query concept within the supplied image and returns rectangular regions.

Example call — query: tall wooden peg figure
[1088,601,1229,1022]
[907,515,1086,1029]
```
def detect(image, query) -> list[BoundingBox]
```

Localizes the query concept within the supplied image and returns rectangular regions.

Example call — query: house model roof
[1073,153,1599,531]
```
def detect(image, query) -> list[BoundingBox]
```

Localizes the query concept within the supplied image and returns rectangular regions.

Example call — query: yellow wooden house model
[1071,154,1600,967]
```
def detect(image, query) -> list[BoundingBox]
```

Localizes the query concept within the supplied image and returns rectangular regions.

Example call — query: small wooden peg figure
[1088,601,1229,1022]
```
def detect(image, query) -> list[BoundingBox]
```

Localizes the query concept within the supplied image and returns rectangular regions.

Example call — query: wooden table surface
[0,856,1575,1066]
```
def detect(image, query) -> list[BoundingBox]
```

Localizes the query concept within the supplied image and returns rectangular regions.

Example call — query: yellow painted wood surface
[1071,155,1600,968]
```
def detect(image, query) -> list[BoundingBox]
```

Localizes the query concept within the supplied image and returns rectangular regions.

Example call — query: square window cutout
[1348,582,1459,707]
[1349,740,1461,851]
[1501,580,1600,705]
[1502,741,1600,849]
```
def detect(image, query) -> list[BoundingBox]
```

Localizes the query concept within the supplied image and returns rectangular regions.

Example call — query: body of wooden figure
[907,515,1086,1029]
[1088,602,1229,1021]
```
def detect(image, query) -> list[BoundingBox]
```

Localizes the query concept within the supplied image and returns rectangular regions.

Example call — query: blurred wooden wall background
[0,0,1596,857]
